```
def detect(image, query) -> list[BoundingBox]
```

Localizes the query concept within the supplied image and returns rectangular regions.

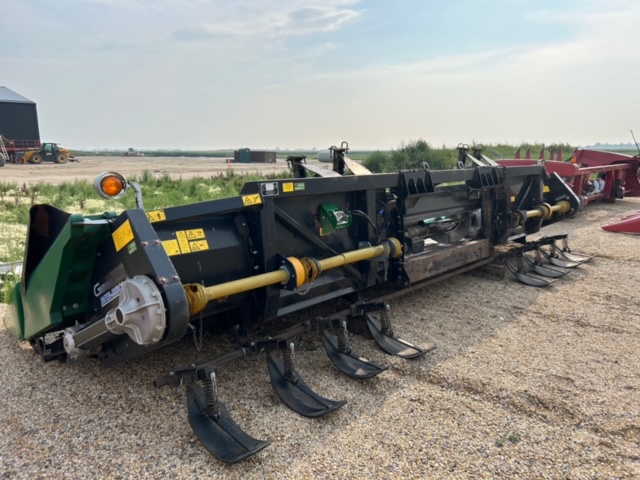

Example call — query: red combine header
[496,148,640,205]
[495,147,640,234]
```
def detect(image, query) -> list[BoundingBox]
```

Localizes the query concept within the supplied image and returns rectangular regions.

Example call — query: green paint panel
[10,213,114,340]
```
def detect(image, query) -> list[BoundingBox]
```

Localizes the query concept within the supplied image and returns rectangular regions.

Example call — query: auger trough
[4,145,593,462]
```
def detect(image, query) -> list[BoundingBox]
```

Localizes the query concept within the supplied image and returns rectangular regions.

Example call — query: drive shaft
[184,238,402,316]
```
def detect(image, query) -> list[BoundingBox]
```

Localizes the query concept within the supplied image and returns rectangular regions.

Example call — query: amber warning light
[94,172,128,200]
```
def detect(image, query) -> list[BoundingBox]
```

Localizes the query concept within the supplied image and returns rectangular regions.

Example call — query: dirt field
[0,166,639,479]
[0,156,294,185]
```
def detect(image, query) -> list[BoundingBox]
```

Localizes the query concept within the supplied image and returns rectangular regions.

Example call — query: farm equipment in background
[4,147,592,462]
[602,210,640,234]
[0,136,40,164]
[495,145,640,235]
[123,147,144,157]
[495,148,640,206]
[0,136,75,164]
[0,136,6,167]
[23,142,76,164]
[291,141,372,178]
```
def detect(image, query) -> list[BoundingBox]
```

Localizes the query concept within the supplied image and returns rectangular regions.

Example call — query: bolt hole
[116,308,125,325]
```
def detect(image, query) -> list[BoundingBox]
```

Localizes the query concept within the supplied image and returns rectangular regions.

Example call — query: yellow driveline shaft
[526,200,571,219]
[184,238,401,316]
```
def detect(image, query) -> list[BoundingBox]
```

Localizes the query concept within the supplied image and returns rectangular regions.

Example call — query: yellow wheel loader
[24,142,75,164]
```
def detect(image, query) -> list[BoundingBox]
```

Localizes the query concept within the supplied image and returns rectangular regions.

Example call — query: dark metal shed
[0,87,40,142]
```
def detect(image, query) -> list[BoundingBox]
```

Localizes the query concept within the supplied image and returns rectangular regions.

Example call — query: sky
[1,0,639,150]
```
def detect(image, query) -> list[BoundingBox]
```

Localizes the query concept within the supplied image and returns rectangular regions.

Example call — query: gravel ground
[1,196,639,479]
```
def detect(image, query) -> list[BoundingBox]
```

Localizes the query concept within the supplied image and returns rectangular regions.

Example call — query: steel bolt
[158,277,168,284]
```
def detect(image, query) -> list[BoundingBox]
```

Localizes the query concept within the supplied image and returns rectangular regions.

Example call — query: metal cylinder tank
[317,150,333,163]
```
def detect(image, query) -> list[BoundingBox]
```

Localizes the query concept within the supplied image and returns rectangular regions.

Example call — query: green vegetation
[362,140,578,173]
[363,139,458,172]
[495,433,521,447]
[0,170,290,264]
[0,271,19,303]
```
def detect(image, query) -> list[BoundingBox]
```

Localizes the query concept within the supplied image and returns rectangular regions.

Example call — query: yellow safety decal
[242,194,262,206]
[189,240,209,252]
[511,196,516,203]
[162,239,181,256]
[185,228,205,240]
[146,210,167,223]
[176,231,191,254]
[543,185,550,193]
[112,220,134,252]
[283,182,294,193]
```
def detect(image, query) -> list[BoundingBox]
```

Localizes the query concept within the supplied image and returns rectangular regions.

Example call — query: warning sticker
[294,182,305,191]
[260,182,279,197]
[170,230,209,255]
[176,231,191,254]
[146,210,167,223]
[283,182,294,193]
[162,239,181,256]
[189,240,209,252]
[112,219,134,252]
[185,228,205,240]
[242,194,262,206]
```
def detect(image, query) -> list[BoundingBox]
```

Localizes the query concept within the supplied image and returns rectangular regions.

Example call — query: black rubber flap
[506,261,554,287]
[267,352,346,418]
[187,383,270,463]
[552,245,594,263]
[522,254,568,278]
[538,248,582,268]
[320,330,387,379]
[364,314,431,359]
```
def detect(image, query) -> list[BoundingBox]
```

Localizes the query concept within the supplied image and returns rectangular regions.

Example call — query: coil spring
[282,343,298,384]
[380,304,394,337]
[336,320,351,354]
[202,371,220,418]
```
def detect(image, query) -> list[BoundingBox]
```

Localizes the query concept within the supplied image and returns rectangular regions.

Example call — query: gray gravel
[1,198,639,479]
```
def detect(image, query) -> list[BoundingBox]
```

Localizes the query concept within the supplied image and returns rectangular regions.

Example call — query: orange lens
[101,176,125,196]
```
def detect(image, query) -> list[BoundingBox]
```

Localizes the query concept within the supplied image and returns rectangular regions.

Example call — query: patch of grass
[0,271,20,304]
[0,170,291,263]
[362,140,581,173]
[496,433,520,447]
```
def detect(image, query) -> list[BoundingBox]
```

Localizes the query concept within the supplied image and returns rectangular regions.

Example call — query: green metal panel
[4,283,24,339]
[13,213,114,340]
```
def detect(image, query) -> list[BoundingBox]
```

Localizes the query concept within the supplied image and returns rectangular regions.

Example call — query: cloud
[4,0,638,149]
[173,4,360,40]
[222,0,640,149]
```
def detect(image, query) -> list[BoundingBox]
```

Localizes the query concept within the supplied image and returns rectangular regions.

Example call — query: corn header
[4,148,592,462]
